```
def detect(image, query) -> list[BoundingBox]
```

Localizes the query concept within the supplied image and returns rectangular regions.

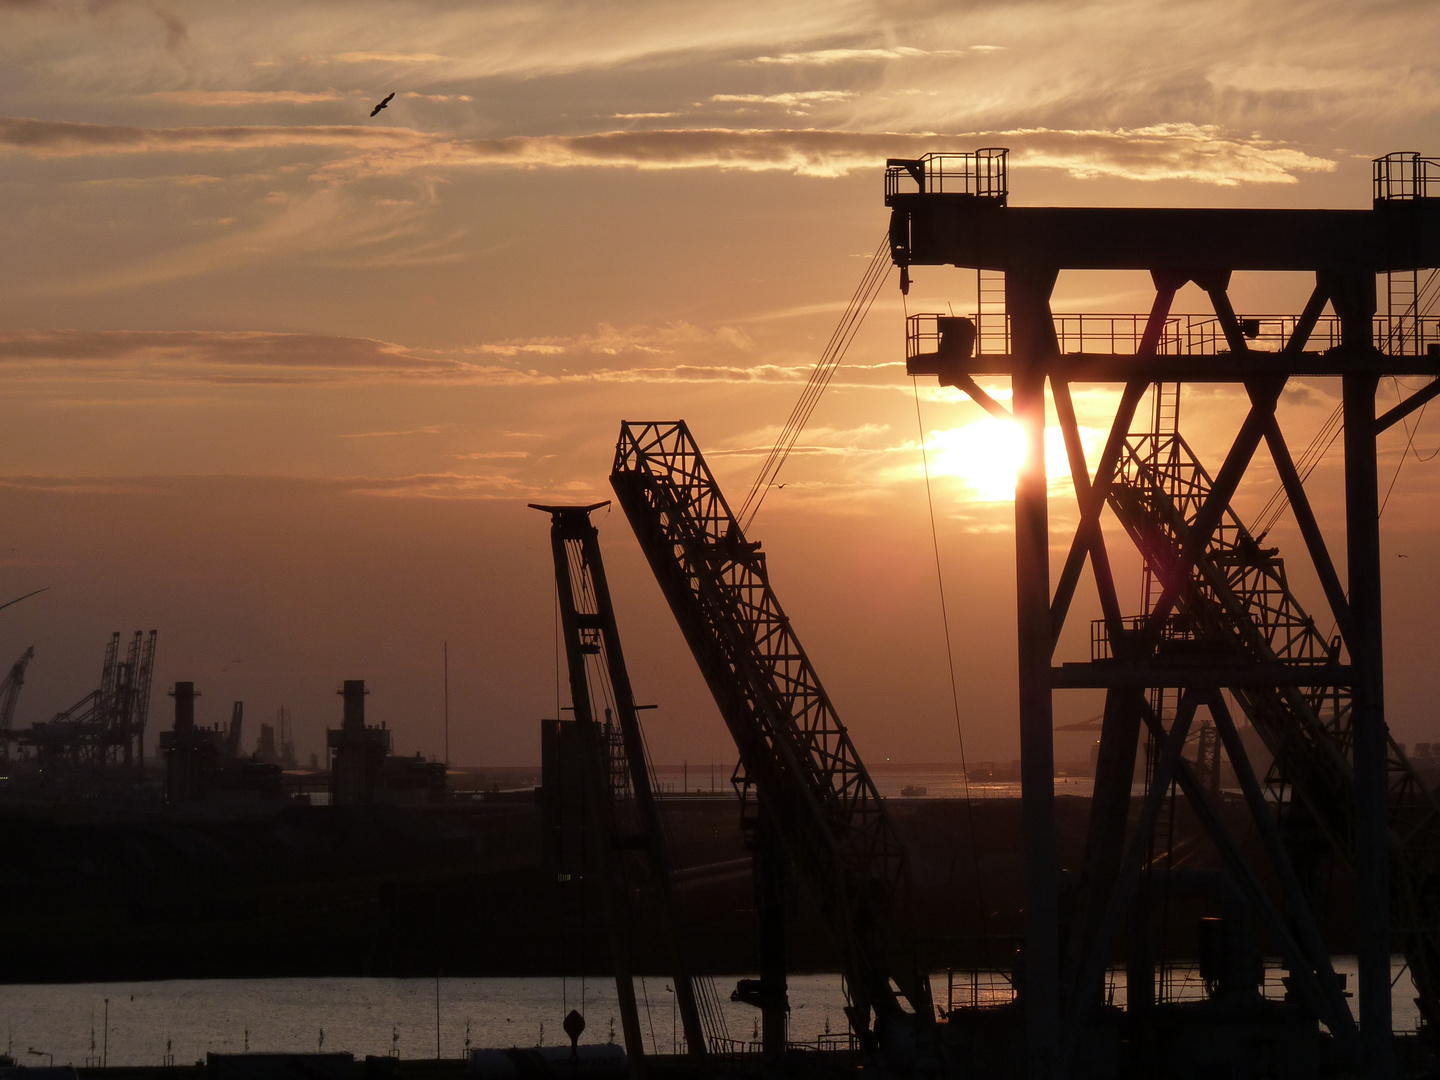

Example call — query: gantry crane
[892,148,1440,1078]
[610,422,933,1064]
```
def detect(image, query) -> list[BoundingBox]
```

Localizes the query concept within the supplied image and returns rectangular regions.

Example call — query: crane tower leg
[752,809,789,1060]
[1010,267,1062,1079]
[1337,263,1397,1080]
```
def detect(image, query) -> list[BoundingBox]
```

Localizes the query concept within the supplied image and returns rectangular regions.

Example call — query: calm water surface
[0,963,1420,1067]
[0,975,850,1066]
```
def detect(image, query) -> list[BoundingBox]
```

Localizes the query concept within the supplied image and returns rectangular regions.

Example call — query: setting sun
[924,419,1083,502]
[927,419,1027,501]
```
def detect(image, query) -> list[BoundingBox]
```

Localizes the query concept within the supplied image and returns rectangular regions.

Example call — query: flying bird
[370,92,395,117]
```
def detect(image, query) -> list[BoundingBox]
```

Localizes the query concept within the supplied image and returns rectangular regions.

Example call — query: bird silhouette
[370,92,395,117]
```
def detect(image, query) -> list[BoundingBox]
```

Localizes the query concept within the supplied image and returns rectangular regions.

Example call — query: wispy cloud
[710,91,855,107]
[0,329,461,384]
[0,327,904,389]
[0,476,163,496]
[146,90,348,106]
[339,425,453,438]
[0,471,596,502]
[1008,123,1336,186]
[328,51,449,64]
[0,116,418,156]
[0,117,1334,185]
[749,46,967,65]
[466,321,753,359]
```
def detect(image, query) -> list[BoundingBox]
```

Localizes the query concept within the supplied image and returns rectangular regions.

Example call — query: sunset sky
[3,0,1440,771]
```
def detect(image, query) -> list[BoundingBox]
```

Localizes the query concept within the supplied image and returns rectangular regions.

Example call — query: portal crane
[533,501,710,1070]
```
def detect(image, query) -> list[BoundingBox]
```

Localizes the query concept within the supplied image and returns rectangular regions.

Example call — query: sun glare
[925,419,1080,502]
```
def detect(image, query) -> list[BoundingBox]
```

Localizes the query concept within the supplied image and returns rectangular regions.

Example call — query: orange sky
[3,0,1440,769]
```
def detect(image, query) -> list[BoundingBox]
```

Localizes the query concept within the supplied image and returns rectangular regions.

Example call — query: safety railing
[708,1033,858,1056]
[1375,152,1440,202]
[885,149,1008,204]
[906,312,1440,362]
[944,966,1018,1011]
[1091,614,1208,662]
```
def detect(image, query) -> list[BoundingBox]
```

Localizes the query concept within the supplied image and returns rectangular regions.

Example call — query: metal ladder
[976,268,1007,354]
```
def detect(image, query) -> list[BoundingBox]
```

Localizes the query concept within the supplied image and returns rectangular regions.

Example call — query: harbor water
[0,964,1421,1067]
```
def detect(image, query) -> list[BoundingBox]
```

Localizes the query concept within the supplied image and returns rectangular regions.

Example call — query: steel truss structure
[17,630,156,776]
[890,149,1440,1078]
[532,502,710,1072]
[610,422,933,1059]
[0,645,35,762]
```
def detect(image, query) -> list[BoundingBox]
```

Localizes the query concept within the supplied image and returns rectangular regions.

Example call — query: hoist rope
[554,579,571,1020]
[738,230,893,531]
[904,265,989,917]
[911,378,989,916]
[1381,380,1437,515]
[1251,402,1344,539]
[1254,271,1440,537]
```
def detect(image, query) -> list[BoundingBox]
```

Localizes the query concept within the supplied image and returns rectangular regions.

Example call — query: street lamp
[27,1048,53,1067]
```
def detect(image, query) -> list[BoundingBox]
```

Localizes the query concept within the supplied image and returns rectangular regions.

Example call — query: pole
[103,999,108,1067]
[443,642,450,767]
[436,973,442,1059]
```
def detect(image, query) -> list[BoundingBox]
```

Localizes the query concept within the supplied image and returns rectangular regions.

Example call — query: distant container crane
[16,630,156,778]
[0,645,35,764]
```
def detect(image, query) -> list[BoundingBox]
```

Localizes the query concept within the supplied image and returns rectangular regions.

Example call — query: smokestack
[340,679,367,733]
[171,681,196,734]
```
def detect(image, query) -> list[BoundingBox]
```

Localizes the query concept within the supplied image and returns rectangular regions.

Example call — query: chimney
[340,679,367,733]
[171,681,196,734]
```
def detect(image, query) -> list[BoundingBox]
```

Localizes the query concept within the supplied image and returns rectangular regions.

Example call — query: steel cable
[738,231,892,531]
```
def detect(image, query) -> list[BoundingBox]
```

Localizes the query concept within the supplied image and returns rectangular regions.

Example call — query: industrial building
[327,679,447,806]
